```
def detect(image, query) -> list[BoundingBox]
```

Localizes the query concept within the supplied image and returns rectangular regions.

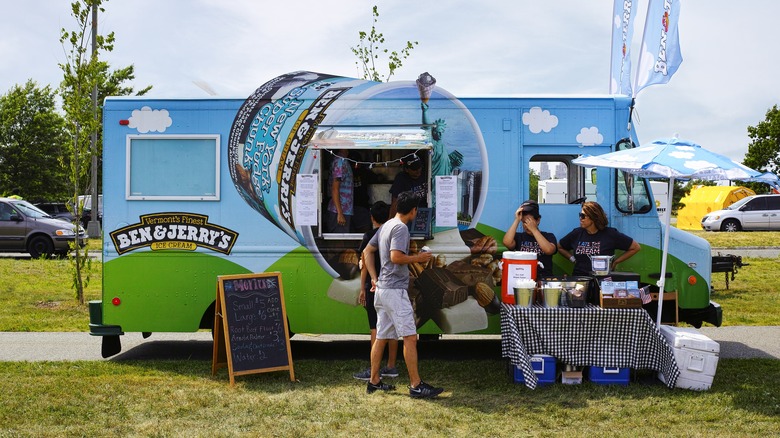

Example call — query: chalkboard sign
[211,272,295,385]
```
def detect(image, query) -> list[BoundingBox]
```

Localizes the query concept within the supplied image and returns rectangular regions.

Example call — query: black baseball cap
[519,200,540,218]
[404,158,422,170]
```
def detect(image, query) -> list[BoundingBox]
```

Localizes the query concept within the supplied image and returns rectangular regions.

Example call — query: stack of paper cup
[513,279,536,307]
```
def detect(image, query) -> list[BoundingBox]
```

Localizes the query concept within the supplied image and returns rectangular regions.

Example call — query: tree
[351,5,418,82]
[0,81,69,201]
[59,0,111,304]
[743,104,780,194]
[529,168,539,202]
[59,0,153,304]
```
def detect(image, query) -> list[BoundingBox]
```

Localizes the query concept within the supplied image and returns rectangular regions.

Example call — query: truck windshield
[614,139,652,214]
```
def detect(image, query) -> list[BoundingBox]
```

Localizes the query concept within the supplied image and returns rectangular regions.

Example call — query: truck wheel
[28,236,54,258]
[720,219,741,232]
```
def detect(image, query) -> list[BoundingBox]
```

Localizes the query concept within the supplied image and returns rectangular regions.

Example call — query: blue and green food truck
[90,71,719,357]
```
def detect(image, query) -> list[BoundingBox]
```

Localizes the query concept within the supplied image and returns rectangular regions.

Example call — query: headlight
[55,229,76,237]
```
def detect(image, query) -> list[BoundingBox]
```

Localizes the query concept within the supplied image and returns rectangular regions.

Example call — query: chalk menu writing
[212,272,294,385]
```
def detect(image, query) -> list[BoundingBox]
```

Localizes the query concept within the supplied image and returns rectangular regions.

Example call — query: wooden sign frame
[211,272,295,386]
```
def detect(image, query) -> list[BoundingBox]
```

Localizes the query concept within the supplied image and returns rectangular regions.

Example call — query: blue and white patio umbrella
[745,171,780,193]
[573,138,761,325]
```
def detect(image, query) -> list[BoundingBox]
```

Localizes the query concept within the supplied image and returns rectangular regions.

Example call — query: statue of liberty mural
[416,73,462,177]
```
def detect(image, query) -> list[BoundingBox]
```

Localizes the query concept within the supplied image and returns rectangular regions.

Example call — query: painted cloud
[128,106,173,133]
[522,107,558,134]
[576,126,604,146]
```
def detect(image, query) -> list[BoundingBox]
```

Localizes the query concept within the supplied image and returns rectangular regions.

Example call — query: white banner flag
[609,0,637,95]
[634,0,683,96]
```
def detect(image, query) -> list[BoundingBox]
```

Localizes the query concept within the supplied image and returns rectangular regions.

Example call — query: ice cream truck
[90,71,719,357]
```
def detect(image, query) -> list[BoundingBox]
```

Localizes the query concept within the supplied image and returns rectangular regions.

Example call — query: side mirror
[9,214,23,222]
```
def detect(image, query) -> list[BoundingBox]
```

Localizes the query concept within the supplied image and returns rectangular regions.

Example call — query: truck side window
[531,156,591,204]
[614,139,652,214]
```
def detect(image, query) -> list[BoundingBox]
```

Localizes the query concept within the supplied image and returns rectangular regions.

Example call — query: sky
[1,0,778,163]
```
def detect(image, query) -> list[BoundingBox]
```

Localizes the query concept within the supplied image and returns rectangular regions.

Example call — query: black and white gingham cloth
[500,303,680,389]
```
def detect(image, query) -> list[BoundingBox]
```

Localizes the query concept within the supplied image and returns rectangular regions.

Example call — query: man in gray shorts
[364,191,445,399]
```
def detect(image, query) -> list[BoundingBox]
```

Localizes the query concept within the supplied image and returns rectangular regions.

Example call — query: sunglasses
[579,213,587,219]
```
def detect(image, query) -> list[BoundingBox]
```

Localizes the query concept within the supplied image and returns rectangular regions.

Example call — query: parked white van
[701,194,780,231]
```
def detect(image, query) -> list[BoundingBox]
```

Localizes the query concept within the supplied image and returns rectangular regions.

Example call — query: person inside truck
[502,200,557,277]
[325,149,354,233]
[388,156,428,218]
[350,150,378,233]
[557,201,641,276]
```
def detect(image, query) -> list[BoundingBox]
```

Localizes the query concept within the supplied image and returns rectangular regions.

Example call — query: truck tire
[28,236,54,259]
[720,219,741,232]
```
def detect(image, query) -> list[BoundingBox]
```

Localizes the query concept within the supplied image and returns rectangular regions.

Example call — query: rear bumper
[88,300,123,336]
[679,301,722,327]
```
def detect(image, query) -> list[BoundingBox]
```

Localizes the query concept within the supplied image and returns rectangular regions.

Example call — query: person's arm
[389,249,432,266]
[502,207,522,250]
[523,217,556,255]
[611,240,641,271]
[364,244,379,291]
[557,244,575,264]
[557,233,576,264]
[389,195,398,219]
[358,252,367,306]
[331,177,345,225]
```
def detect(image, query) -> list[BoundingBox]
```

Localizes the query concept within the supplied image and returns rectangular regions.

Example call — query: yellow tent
[676,185,755,230]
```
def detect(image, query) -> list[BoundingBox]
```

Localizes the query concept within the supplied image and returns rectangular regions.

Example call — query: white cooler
[659,325,720,391]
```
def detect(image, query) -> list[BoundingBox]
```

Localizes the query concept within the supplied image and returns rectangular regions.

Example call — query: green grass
[1,359,778,436]
[686,230,779,248]
[0,257,101,331]
[0,236,778,436]
[710,257,780,325]
[0,233,778,330]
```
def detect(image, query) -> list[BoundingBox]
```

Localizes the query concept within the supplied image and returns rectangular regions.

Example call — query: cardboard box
[588,366,630,386]
[600,296,643,308]
[513,354,556,386]
[561,370,583,385]
[658,325,720,390]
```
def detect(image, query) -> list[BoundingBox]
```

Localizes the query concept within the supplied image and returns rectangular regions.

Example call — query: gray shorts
[374,287,417,339]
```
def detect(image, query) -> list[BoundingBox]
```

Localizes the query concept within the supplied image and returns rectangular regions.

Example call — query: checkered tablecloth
[500,303,680,389]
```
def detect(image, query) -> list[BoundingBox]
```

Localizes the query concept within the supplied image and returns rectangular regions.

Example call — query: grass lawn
[1,358,778,436]
[0,235,778,436]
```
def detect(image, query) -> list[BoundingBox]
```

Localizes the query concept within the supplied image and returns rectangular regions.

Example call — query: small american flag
[640,286,652,304]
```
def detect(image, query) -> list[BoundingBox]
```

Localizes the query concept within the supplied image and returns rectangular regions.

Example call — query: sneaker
[380,366,399,378]
[352,368,371,381]
[367,380,396,394]
[409,381,444,399]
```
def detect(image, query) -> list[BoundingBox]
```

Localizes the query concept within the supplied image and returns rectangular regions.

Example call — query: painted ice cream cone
[416,72,436,104]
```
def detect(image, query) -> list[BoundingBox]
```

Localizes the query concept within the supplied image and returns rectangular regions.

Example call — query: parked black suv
[34,202,77,223]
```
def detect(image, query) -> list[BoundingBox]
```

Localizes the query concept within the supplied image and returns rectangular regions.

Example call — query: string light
[315,147,429,169]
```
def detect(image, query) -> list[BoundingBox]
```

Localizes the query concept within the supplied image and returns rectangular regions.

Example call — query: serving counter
[500,303,680,389]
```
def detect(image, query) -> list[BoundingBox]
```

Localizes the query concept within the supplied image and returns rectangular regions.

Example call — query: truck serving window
[312,128,431,239]
[530,155,590,204]
[126,135,220,201]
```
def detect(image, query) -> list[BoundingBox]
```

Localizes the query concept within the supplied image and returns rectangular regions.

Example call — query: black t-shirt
[559,227,634,276]
[353,166,377,208]
[513,231,558,277]
[389,172,428,207]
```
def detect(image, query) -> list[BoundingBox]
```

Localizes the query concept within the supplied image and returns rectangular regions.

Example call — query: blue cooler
[588,366,630,385]
[513,354,556,386]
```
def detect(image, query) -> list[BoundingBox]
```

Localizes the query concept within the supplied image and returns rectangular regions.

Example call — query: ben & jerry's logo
[110,212,238,255]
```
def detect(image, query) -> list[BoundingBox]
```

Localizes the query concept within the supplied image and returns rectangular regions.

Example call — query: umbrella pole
[656,177,675,326]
